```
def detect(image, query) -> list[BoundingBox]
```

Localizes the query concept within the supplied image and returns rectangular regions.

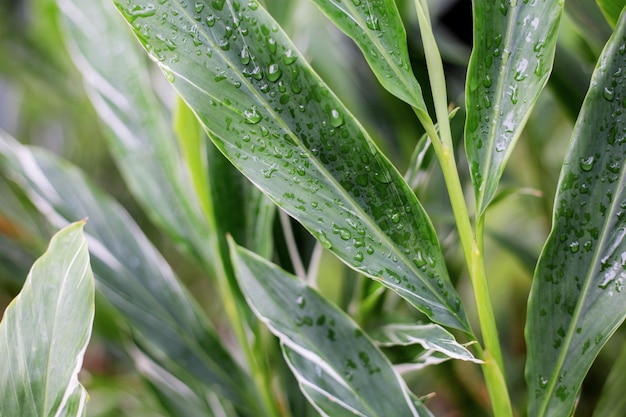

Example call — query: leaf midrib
[160,0,464,327]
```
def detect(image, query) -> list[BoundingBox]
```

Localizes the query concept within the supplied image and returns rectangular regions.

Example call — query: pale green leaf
[57,0,212,264]
[525,11,626,417]
[307,0,427,110]
[0,131,258,413]
[0,222,93,417]
[230,241,433,417]
[374,323,481,364]
[112,0,470,333]
[465,0,564,216]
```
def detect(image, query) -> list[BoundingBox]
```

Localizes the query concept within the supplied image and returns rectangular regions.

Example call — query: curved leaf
[465,0,563,216]
[230,240,433,417]
[308,0,427,110]
[0,222,93,417]
[591,341,626,417]
[112,0,470,333]
[525,11,626,417]
[0,131,259,413]
[597,0,626,27]
[57,0,211,264]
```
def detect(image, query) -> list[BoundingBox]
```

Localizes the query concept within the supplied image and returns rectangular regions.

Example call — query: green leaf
[597,0,626,27]
[307,0,427,110]
[57,0,212,265]
[112,0,470,333]
[0,131,259,413]
[465,0,564,216]
[0,222,93,417]
[525,11,626,417]
[591,342,626,417]
[374,323,481,364]
[230,240,433,417]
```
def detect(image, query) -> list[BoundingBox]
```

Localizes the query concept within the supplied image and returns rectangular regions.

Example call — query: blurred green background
[0,0,621,415]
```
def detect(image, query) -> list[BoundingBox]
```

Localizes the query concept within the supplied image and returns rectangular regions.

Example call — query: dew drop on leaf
[579,156,595,171]
[329,108,345,128]
[244,106,262,124]
[267,63,282,82]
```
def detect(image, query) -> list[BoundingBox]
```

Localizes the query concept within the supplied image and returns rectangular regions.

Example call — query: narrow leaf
[230,241,432,417]
[465,0,564,216]
[0,131,258,413]
[0,222,93,417]
[308,0,427,110]
[375,323,481,364]
[591,342,626,417]
[526,11,626,417]
[112,0,470,333]
[57,0,212,264]
[597,0,626,27]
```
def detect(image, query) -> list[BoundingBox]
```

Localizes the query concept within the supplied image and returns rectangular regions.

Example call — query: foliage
[0,0,625,416]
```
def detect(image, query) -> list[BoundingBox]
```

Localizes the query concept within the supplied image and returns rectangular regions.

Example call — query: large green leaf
[0,131,258,414]
[597,0,626,27]
[465,0,564,216]
[0,222,93,417]
[57,0,211,265]
[230,240,433,417]
[307,0,427,111]
[111,0,470,333]
[525,11,626,417]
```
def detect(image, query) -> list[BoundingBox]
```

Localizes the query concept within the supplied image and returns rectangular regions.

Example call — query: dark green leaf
[465,0,564,216]
[230,240,433,417]
[0,222,93,417]
[591,341,626,417]
[525,11,626,417]
[308,0,427,110]
[112,0,470,333]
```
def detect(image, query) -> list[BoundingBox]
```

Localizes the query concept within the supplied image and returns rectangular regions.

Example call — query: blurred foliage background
[0,0,622,415]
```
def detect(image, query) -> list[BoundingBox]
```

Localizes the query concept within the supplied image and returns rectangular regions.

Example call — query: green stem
[412,1,512,416]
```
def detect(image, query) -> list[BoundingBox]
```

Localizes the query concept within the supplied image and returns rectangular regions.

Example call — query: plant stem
[413,1,512,416]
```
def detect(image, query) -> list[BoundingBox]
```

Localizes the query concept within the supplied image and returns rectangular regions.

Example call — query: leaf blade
[112,0,470,333]
[525,11,626,417]
[230,241,432,417]
[465,0,564,215]
[308,0,427,110]
[0,222,93,417]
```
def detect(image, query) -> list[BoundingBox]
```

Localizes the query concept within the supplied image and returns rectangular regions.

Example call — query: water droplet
[317,231,333,249]
[351,0,361,5]
[162,67,175,82]
[266,37,277,54]
[391,213,401,224]
[195,2,204,12]
[329,108,345,128]
[206,14,216,26]
[354,251,364,262]
[579,156,595,171]
[219,39,230,50]
[296,295,306,308]
[247,1,259,10]
[126,3,156,21]
[332,224,352,240]
[212,0,225,10]
[244,106,262,124]
[283,49,297,65]
[262,163,279,178]
[539,375,548,388]
[603,87,615,101]
[569,241,579,253]
[267,63,282,82]
[365,14,380,30]
[240,46,250,64]
[483,74,492,87]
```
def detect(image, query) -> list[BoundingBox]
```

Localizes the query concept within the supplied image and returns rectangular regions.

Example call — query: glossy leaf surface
[465,0,563,216]
[0,132,257,412]
[0,222,93,417]
[230,241,431,417]
[112,0,470,332]
[525,12,626,417]
[308,0,427,110]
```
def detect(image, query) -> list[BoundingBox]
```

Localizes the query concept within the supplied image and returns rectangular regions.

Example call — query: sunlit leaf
[112,0,470,333]
[465,0,564,216]
[0,222,93,417]
[525,11,626,417]
[0,131,259,413]
[230,240,433,417]
[307,0,427,111]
